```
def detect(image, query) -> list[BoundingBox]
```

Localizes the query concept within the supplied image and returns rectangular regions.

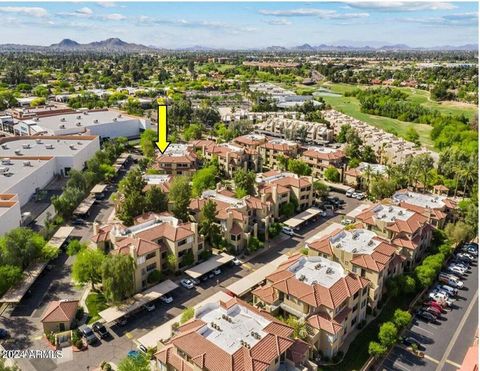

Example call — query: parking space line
[423,354,440,364]
[125,332,133,339]
[446,359,462,368]
[412,325,434,335]
[391,361,411,371]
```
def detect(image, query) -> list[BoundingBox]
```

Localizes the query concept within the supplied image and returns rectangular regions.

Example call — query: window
[353,304,358,312]
[362,287,368,295]
[351,317,357,326]
[146,252,156,260]
[146,263,156,272]
[161,251,167,259]
[353,292,359,300]
[361,299,367,308]
[178,239,187,247]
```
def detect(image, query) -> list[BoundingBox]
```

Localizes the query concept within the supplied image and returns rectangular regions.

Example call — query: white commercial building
[0,136,100,235]
[15,109,152,139]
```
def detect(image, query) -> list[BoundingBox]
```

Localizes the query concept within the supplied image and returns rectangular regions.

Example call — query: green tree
[66,239,87,256]
[277,155,289,171]
[168,176,192,222]
[285,316,311,340]
[414,264,437,288]
[139,129,157,158]
[233,169,256,196]
[361,145,377,163]
[0,228,46,269]
[145,186,167,213]
[445,221,475,244]
[287,159,312,176]
[180,307,194,324]
[166,253,177,272]
[370,178,397,200]
[200,200,221,247]
[183,123,202,141]
[378,321,398,347]
[368,341,387,359]
[406,126,420,146]
[313,180,329,200]
[324,166,340,182]
[194,107,220,127]
[101,254,136,304]
[0,265,23,296]
[117,353,150,371]
[192,166,217,196]
[393,309,412,330]
[72,248,105,290]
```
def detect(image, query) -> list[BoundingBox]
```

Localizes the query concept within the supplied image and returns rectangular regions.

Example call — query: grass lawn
[319,293,416,371]
[85,291,108,324]
[318,82,477,150]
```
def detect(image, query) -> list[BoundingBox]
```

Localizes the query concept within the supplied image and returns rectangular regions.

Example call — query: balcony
[280,302,307,319]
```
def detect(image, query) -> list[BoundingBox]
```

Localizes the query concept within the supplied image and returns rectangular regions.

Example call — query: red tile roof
[41,300,79,323]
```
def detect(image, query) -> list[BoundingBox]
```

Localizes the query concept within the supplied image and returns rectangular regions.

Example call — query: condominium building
[301,146,345,179]
[249,82,320,109]
[306,227,404,309]
[154,144,198,176]
[252,254,369,359]
[202,142,258,175]
[155,297,310,371]
[189,189,271,251]
[344,162,388,188]
[91,212,203,292]
[355,203,433,267]
[323,110,438,165]
[256,171,314,219]
[258,138,299,170]
[392,190,457,228]
[257,117,334,144]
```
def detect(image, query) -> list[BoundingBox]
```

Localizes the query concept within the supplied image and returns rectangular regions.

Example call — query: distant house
[41,299,79,333]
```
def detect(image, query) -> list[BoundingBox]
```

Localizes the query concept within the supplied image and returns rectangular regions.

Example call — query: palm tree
[362,164,373,195]
[461,155,478,196]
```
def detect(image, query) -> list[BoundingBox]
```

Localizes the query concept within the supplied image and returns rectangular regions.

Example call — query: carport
[72,196,96,218]
[98,279,179,323]
[283,207,322,230]
[48,226,75,250]
[90,184,107,195]
[184,252,234,280]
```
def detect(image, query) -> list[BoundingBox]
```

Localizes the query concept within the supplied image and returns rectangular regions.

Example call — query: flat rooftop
[202,190,245,208]
[21,110,141,131]
[330,229,380,255]
[371,204,415,222]
[287,256,346,288]
[256,171,296,184]
[306,146,338,154]
[267,138,297,146]
[116,214,180,237]
[195,301,271,354]
[393,191,446,209]
[357,162,387,175]
[0,137,96,158]
[162,143,190,157]
[144,174,172,185]
[0,158,53,194]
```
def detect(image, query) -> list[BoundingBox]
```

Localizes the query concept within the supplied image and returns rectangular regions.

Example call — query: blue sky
[0,1,477,48]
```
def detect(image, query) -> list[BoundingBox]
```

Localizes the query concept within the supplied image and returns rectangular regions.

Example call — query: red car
[424,300,445,312]
[423,305,441,317]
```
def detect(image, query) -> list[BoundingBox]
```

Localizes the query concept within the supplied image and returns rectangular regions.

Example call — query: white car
[180,279,195,289]
[345,188,355,197]
[213,268,222,275]
[428,292,453,306]
[143,303,156,312]
[281,226,295,236]
[232,258,242,266]
[354,192,365,200]
[436,284,457,296]
[457,252,475,261]
[447,265,467,275]
[341,218,353,225]
[160,295,173,304]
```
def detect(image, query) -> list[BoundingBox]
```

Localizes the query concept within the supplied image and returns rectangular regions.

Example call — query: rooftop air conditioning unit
[118,114,122,118]
[59,124,65,129]
[23,161,31,167]
[1,144,8,150]
[77,142,83,145]
[0,167,9,173]
[14,150,22,155]
[1,159,12,165]
[113,118,117,122]
[76,122,82,126]
[36,139,42,144]
[33,117,39,121]
[69,145,76,150]
[76,115,82,119]
[45,144,54,149]
[326,267,334,274]
[22,144,31,149]
[61,117,66,122]
[93,119,99,124]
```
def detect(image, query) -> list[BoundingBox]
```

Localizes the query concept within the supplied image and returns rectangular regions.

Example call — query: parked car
[281,226,295,236]
[352,191,365,200]
[128,350,141,359]
[424,300,445,312]
[79,325,97,344]
[428,292,453,306]
[143,303,156,312]
[213,268,222,275]
[435,284,457,297]
[450,260,470,270]
[422,305,441,317]
[72,218,86,226]
[447,265,467,276]
[160,295,173,304]
[345,188,355,197]
[457,251,475,260]
[463,244,478,255]
[92,322,109,338]
[0,328,9,339]
[438,275,464,289]
[401,336,424,350]
[416,310,437,323]
[232,258,241,266]
[180,279,195,289]
[341,218,353,225]
[431,287,453,299]
[115,317,128,326]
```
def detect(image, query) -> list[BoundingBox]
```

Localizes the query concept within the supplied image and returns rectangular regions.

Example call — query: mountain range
[0,38,476,53]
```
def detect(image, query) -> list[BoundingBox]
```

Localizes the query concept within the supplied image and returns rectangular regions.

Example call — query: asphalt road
[381,252,478,371]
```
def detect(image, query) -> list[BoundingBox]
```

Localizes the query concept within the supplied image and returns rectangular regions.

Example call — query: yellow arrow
[155,103,170,154]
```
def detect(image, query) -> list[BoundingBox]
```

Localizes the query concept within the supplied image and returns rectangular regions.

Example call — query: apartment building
[355,203,433,267]
[220,109,301,123]
[189,189,271,251]
[256,171,314,219]
[344,162,388,188]
[249,82,320,109]
[258,138,299,170]
[323,110,438,165]
[252,254,369,359]
[91,212,203,292]
[155,297,310,371]
[257,117,334,144]
[306,227,404,309]
[392,190,456,228]
[202,142,257,176]
[301,146,345,179]
[154,144,198,176]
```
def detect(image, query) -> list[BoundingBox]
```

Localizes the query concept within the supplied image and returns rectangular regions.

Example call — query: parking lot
[381,247,478,371]
[1,191,364,371]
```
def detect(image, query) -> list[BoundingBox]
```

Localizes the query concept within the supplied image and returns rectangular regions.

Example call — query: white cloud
[259,8,369,19]
[76,7,93,16]
[401,12,478,26]
[346,2,457,12]
[104,13,126,21]
[0,6,48,18]
[267,19,292,26]
[97,2,116,8]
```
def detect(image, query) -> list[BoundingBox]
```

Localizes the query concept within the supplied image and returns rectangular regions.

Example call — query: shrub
[180,307,194,324]
[147,269,163,284]
[75,339,84,350]
[46,331,56,345]
[75,307,84,321]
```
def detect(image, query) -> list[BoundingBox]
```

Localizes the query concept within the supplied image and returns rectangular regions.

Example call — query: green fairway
[319,83,477,150]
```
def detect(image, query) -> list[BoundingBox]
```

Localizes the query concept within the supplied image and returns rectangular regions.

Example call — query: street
[381,254,478,371]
